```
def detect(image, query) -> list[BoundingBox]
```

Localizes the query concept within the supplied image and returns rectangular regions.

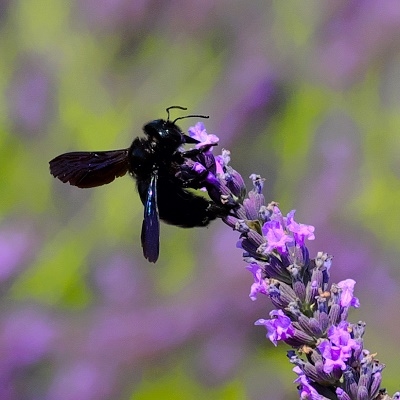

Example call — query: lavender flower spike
[187,121,399,400]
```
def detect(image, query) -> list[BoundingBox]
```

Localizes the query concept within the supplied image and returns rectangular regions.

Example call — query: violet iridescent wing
[140,173,160,263]
[49,150,129,188]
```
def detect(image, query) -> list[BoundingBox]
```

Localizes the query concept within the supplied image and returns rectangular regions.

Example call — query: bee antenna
[172,114,209,124]
[166,106,209,124]
[166,105,187,121]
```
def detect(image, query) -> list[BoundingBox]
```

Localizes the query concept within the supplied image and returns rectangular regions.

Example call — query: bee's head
[143,107,209,150]
[143,119,185,149]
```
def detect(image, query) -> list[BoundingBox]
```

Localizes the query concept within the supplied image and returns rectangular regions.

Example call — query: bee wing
[141,173,160,263]
[49,150,129,188]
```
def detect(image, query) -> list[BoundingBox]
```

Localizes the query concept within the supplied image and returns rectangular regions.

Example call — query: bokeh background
[1,1,400,399]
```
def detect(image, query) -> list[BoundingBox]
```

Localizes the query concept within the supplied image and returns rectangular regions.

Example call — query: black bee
[49,106,231,262]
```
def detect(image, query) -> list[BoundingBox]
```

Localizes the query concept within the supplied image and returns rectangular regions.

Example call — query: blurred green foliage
[132,365,247,400]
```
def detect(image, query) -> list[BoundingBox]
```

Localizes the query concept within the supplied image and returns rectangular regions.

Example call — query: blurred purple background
[1,1,400,399]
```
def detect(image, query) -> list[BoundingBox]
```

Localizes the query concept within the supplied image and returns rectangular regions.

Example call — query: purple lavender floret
[186,122,397,400]
[188,121,219,149]
[254,309,295,346]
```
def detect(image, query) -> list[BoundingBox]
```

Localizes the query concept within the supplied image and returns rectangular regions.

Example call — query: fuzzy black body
[49,113,226,262]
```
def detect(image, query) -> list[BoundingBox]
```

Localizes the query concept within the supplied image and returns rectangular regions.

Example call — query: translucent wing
[141,173,160,263]
[49,150,129,188]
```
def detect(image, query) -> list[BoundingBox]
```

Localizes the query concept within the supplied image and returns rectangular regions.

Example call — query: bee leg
[175,160,215,189]
[180,143,217,158]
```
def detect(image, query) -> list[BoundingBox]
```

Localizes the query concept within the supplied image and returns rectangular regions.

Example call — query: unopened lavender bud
[358,372,369,391]
[220,193,237,208]
[287,245,306,268]
[258,205,271,223]
[247,230,266,248]
[268,279,298,308]
[301,361,320,382]
[314,252,332,270]
[317,311,329,333]
[286,350,303,366]
[310,268,324,290]
[316,295,328,314]
[328,303,341,325]
[243,191,265,221]
[330,283,340,304]
[336,387,352,400]
[352,321,366,339]
[306,346,322,364]
[305,279,320,304]
[357,386,369,400]
[263,258,291,282]
[240,238,262,259]
[343,369,358,399]
[314,359,337,384]
[268,289,289,310]
[297,315,318,337]
[308,317,323,337]
[223,215,239,228]
[313,252,332,287]
[286,328,315,347]
[286,263,302,280]
[286,301,302,318]
[292,280,306,302]
[249,173,264,193]
[224,166,246,200]
[235,220,250,233]
[233,204,248,220]
[353,343,363,361]
[370,372,382,399]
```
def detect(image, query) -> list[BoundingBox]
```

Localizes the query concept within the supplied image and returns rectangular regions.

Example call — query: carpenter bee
[49,106,231,262]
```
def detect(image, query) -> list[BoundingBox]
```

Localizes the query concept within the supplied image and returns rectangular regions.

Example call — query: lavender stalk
[186,122,399,400]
